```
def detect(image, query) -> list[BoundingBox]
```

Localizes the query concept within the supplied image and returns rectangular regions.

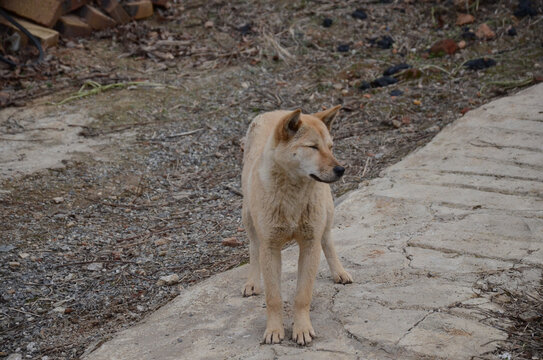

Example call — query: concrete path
[85,84,543,360]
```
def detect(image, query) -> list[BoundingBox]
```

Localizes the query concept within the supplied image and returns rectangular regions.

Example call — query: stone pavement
[85,84,543,360]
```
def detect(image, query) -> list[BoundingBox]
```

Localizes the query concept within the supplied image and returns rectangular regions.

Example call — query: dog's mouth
[310,174,337,183]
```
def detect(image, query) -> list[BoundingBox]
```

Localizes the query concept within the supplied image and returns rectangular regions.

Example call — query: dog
[241,105,353,346]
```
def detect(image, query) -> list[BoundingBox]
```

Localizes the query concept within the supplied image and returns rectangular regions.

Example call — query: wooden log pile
[0,0,169,49]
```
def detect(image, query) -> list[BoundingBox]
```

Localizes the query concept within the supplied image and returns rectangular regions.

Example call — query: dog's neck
[258,150,316,198]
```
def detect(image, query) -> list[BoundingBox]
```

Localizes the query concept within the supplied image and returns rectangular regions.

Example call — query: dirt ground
[1,0,542,359]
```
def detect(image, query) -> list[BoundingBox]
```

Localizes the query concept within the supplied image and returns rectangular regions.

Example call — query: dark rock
[461,27,476,40]
[371,76,398,88]
[383,63,410,76]
[507,26,517,36]
[237,23,252,35]
[370,35,394,49]
[337,44,350,52]
[359,81,371,90]
[351,9,367,20]
[389,89,403,96]
[464,58,496,70]
[322,18,333,28]
[514,0,537,18]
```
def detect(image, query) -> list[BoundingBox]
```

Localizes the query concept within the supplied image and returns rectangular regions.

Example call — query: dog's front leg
[292,239,321,345]
[260,244,284,344]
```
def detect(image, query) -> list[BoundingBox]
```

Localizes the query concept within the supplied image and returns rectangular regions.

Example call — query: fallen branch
[50,80,179,106]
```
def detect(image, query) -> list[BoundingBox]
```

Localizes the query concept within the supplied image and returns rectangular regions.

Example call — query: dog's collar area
[310,174,336,183]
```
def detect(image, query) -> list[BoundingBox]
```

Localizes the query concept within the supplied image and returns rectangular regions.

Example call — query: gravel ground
[1,0,542,358]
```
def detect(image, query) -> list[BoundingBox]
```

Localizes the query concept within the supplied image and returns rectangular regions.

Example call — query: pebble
[413,99,422,106]
[514,0,537,18]
[464,58,496,70]
[383,63,410,76]
[86,262,103,271]
[154,238,169,246]
[8,261,20,268]
[458,40,467,49]
[506,26,517,36]
[53,306,66,313]
[426,125,440,132]
[371,76,398,88]
[222,237,243,247]
[157,274,180,286]
[337,44,350,52]
[26,342,37,353]
[204,21,214,28]
[475,23,495,40]
[351,9,367,20]
[456,13,475,26]
[7,354,22,360]
[52,197,64,204]
[430,39,458,56]
[19,252,30,259]
[370,35,394,49]
[389,89,403,97]
[322,18,333,27]
[391,119,402,128]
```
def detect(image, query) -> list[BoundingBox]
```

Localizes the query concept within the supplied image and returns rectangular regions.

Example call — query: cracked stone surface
[85,85,543,359]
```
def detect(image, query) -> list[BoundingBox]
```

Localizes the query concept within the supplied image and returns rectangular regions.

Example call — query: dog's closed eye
[307,145,319,150]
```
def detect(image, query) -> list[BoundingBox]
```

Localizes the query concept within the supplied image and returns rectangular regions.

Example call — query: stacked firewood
[0,0,170,48]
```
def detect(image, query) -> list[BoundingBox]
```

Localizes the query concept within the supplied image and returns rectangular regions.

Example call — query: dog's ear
[312,105,341,129]
[276,109,302,142]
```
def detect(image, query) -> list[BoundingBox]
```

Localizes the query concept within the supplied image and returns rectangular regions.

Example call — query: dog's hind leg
[242,210,262,296]
[321,227,353,284]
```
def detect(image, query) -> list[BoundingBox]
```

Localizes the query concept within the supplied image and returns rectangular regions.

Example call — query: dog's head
[273,106,344,183]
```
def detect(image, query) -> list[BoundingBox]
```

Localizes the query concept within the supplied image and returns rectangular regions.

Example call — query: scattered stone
[401,116,411,125]
[18,252,29,259]
[461,27,476,40]
[475,23,495,40]
[390,89,403,96]
[351,9,367,20]
[337,44,350,52]
[464,58,496,70]
[52,196,64,203]
[26,342,37,353]
[64,273,76,281]
[514,0,537,18]
[86,262,103,271]
[136,305,145,312]
[6,354,22,360]
[413,99,422,106]
[391,119,402,128]
[154,238,169,246]
[359,81,371,90]
[53,306,66,313]
[506,26,517,36]
[458,40,467,49]
[370,35,394,49]
[426,125,440,132]
[237,24,252,35]
[0,244,16,252]
[222,237,243,247]
[157,274,180,286]
[430,39,458,56]
[8,261,20,268]
[177,338,183,343]
[322,18,333,27]
[204,20,214,28]
[383,63,410,76]
[456,13,475,26]
[371,76,398,88]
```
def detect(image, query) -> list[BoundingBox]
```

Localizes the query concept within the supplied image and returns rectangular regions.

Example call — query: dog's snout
[333,166,345,177]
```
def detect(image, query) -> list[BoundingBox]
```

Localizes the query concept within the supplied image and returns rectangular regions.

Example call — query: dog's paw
[333,269,353,284]
[262,326,284,344]
[292,320,315,346]
[242,282,261,297]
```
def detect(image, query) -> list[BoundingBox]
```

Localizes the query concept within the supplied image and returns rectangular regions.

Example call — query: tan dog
[241,106,353,346]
